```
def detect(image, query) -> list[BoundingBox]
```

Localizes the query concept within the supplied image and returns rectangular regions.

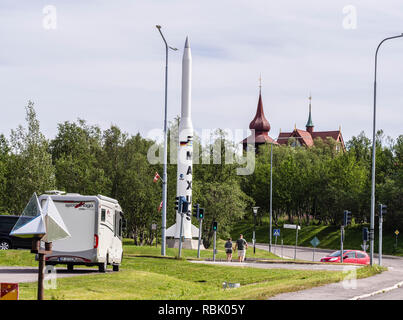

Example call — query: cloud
[0,0,402,143]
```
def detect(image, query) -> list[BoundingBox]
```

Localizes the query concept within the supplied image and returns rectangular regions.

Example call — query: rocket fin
[165,224,176,237]
[191,224,199,238]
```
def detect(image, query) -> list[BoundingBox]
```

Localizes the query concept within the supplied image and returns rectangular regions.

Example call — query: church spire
[306,94,314,133]
[249,78,270,133]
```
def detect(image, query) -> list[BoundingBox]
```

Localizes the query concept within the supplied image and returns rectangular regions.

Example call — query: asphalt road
[255,243,403,300]
[191,260,359,271]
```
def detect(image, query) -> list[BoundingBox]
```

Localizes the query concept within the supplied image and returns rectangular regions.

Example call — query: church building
[241,88,278,151]
[243,90,345,152]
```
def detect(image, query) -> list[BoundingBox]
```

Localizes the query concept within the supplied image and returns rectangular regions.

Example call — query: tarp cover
[9,193,45,238]
[10,194,70,242]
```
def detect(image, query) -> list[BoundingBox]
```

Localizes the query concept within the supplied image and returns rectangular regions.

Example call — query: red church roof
[277,129,345,149]
[277,96,345,149]
[242,90,277,150]
[249,92,271,133]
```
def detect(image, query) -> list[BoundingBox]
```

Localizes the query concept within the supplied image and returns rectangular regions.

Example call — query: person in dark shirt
[235,234,248,262]
[224,238,233,262]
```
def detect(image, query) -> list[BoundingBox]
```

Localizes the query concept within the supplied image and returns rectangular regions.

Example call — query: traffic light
[193,203,199,218]
[174,196,183,212]
[212,221,218,231]
[343,210,352,226]
[181,198,189,213]
[198,208,204,220]
[175,196,188,213]
[363,227,369,242]
[379,204,387,216]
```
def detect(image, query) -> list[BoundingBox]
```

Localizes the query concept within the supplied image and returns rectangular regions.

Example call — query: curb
[350,280,403,300]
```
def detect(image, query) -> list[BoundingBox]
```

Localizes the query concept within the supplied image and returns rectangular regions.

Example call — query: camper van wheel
[67,264,74,272]
[113,264,119,272]
[99,261,107,273]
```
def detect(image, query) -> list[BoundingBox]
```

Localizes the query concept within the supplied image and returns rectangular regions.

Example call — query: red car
[320,250,370,265]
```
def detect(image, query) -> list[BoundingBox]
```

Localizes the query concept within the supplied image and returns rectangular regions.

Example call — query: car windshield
[329,250,347,257]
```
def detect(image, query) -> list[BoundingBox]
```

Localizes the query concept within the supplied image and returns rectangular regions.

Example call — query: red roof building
[242,89,278,152]
[277,96,345,150]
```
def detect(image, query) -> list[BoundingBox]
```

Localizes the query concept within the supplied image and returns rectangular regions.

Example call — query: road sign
[0,283,18,300]
[310,237,320,247]
[395,230,400,236]
[151,224,157,230]
[284,224,301,230]
[273,229,280,237]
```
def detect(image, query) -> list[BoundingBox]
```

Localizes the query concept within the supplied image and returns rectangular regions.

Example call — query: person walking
[235,234,248,262]
[224,238,233,262]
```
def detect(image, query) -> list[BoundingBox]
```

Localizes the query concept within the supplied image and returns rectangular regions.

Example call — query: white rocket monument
[166,37,202,248]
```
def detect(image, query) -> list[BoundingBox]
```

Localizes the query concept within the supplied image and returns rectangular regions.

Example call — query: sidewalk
[269,266,403,300]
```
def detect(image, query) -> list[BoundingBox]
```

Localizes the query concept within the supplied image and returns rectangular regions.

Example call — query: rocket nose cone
[185,36,190,48]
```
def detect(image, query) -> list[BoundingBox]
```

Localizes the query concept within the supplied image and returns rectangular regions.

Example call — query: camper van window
[119,218,122,237]
[114,210,118,236]
[101,209,106,222]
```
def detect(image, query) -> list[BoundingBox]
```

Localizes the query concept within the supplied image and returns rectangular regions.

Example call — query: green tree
[6,101,55,213]
[193,181,252,248]
[50,120,110,195]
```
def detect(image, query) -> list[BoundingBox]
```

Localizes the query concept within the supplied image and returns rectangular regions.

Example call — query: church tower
[242,80,277,152]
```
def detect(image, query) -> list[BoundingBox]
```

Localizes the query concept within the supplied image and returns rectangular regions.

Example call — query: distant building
[242,89,345,152]
[277,96,345,151]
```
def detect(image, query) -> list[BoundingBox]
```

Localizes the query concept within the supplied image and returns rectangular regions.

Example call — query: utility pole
[212,221,218,262]
[269,142,273,253]
[340,226,344,264]
[252,207,259,255]
[294,226,299,260]
[213,229,217,262]
[370,34,403,265]
[379,204,387,266]
[156,25,178,256]
[197,218,202,258]
[178,211,184,258]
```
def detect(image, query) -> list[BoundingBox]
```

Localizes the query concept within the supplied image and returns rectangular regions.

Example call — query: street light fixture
[156,25,178,256]
[369,33,403,266]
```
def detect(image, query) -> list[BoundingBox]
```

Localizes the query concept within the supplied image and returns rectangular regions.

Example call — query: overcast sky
[0,0,402,145]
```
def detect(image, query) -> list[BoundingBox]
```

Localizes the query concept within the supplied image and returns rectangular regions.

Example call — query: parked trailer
[38,193,124,272]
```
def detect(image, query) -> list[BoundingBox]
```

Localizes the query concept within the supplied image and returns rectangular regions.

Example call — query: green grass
[123,239,280,260]
[0,249,37,266]
[0,238,279,268]
[17,253,384,300]
[1,239,385,300]
[231,216,403,256]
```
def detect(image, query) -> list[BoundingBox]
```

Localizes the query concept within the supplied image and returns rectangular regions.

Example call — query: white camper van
[38,192,124,272]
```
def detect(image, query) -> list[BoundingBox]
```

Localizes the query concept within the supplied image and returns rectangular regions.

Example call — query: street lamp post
[268,135,305,253]
[156,25,177,256]
[252,206,259,254]
[370,33,403,266]
[269,142,273,253]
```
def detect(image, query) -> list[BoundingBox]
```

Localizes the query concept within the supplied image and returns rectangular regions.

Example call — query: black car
[0,215,33,250]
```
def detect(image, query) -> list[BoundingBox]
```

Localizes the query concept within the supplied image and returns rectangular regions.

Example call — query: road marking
[350,280,403,300]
